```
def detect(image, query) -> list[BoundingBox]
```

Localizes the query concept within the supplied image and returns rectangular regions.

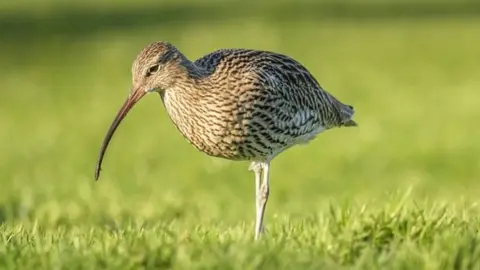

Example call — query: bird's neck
[161,57,215,116]
[183,63,210,81]
[160,82,213,154]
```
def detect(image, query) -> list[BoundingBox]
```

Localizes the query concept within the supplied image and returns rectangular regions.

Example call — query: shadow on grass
[1,1,480,43]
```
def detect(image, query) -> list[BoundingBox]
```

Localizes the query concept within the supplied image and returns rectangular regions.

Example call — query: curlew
[94,41,357,240]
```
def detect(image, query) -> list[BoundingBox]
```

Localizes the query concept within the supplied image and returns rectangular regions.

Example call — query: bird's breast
[162,91,256,160]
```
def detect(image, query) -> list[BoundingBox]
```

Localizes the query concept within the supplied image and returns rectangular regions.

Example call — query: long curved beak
[94,87,147,180]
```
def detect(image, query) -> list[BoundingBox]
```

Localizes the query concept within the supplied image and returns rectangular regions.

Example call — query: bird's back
[164,48,356,161]
[194,48,356,126]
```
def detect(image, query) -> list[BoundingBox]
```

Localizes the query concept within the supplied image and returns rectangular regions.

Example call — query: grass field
[1,1,480,269]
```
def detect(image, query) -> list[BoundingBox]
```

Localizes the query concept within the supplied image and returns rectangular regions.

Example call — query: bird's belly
[171,120,254,161]
[184,136,255,161]
[184,121,327,161]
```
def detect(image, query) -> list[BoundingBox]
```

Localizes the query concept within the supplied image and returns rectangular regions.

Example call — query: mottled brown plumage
[95,41,357,240]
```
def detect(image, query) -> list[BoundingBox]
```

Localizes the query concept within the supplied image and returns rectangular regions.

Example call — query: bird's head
[94,41,184,180]
[132,41,185,95]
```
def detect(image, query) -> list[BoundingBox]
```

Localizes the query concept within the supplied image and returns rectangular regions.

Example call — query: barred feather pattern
[132,42,357,161]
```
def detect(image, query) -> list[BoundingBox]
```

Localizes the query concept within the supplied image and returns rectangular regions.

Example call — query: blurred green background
[1,0,480,238]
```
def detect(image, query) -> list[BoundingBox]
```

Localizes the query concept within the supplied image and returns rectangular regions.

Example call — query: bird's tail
[339,103,358,127]
[342,119,358,127]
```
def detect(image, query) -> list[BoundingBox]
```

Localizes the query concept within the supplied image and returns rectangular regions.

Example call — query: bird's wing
[254,52,356,130]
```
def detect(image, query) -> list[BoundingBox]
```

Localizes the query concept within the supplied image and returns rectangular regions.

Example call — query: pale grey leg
[254,165,262,219]
[250,162,263,240]
[254,162,270,240]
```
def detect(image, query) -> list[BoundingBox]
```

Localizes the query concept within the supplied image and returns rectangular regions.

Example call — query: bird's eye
[146,65,160,77]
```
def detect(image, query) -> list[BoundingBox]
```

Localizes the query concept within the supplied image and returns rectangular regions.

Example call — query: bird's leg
[250,161,270,241]
[250,162,263,240]
[258,162,270,239]
[254,164,262,219]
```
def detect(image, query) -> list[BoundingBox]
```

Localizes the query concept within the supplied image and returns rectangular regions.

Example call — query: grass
[2,201,480,269]
[1,0,480,269]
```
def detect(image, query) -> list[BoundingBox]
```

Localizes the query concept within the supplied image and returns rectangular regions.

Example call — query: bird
[94,41,357,241]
